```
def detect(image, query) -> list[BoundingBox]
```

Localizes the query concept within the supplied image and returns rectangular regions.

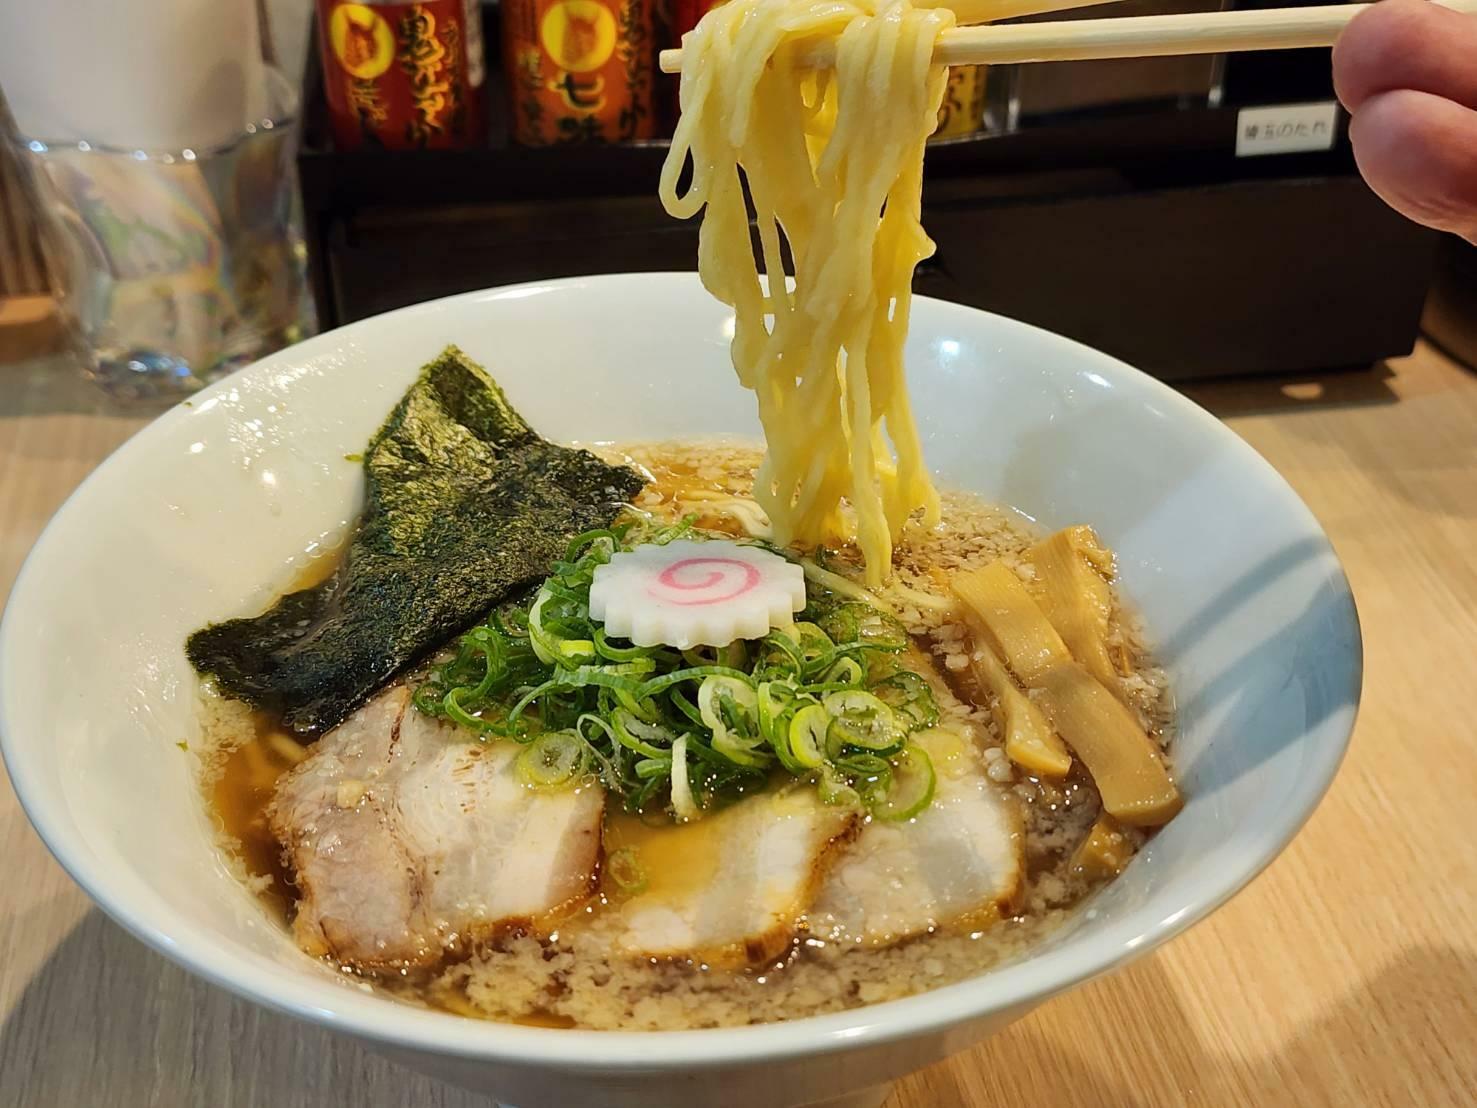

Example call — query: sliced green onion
[564,527,620,564]
[592,627,654,662]
[635,756,672,779]
[823,690,903,752]
[558,639,597,665]
[712,727,772,768]
[759,630,806,675]
[872,670,940,732]
[636,665,750,701]
[787,704,830,769]
[516,730,587,788]
[573,713,624,790]
[794,621,835,666]
[717,640,749,670]
[526,588,560,665]
[822,656,864,687]
[670,734,699,821]
[870,745,936,822]
[669,685,705,727]
[441,686,483,730]
[415,512,949,821]
[701,673,769,769]
[697,675,759,746]
[412,682,444,716]
[756,679,798,742]
[855,611,908,651]
[508,660,658,724]
[610,682,659,724]
[815,601,907,653]
[629,773,665,812]
[612,709,670,759]
[685,734,750,773]
[817,763,862,808]
[621,712,674,744]
[604,847,648,894]
[837,752,892,802]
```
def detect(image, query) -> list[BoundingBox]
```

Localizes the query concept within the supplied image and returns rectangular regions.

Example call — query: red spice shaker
[316,0,487,149]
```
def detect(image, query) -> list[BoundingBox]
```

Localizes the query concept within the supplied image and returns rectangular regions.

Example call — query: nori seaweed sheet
[186,346,645,736]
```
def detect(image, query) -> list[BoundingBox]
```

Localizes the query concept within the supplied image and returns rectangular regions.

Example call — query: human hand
[1333,0,1477,243]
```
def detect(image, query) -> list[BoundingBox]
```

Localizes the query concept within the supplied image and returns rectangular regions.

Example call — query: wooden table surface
[2,345,1475,1107]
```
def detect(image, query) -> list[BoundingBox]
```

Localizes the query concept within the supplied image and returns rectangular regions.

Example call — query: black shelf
[296,6,1436,381]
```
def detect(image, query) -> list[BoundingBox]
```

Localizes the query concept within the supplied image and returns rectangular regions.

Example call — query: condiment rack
[297,3,1436,381]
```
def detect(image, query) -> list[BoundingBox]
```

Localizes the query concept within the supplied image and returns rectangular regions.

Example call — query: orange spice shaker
[317,0,486,149]
[934,65,989,139]
[503,0,656,144]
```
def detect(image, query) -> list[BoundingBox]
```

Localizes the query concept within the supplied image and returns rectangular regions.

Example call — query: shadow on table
[0,908,492,1108]
[1178,363,1401,420]
[4,908,1477,1107]
[893,943,1477,1107]
[1184,356,1477,524]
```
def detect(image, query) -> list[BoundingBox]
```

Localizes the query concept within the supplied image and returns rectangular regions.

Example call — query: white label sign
[1235,101,1341,157]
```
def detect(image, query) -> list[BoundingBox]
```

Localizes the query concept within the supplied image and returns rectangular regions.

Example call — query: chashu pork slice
[810,729,1024,947]
[268,686,603,970]
[597,786,860,968]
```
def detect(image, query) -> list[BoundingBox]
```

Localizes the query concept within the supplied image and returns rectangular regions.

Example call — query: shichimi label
[502,0,655,144]
[935,65,987,139]
[318,0,486,149]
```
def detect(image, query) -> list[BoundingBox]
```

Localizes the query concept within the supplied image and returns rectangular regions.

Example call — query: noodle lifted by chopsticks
[659,0,954,585]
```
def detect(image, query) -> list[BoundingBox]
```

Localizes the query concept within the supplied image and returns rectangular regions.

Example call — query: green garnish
[604,847,648,894]
[516,730,588,788]
[786,705,830,769]
[867,744,936,821]
[414,519,941,821]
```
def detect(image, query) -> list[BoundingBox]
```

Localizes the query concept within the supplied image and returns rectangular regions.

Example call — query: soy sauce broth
[210,718,303,919]
[196,441,1174,1030]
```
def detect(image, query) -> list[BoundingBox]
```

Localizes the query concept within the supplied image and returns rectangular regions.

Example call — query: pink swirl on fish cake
[649,558,762,606]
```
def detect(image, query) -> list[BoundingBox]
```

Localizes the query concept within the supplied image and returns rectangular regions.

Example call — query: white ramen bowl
[0,273,1359,1108]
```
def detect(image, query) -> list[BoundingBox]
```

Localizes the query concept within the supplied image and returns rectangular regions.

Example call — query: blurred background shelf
[296,0,1439,382]
[2,0,1463,384]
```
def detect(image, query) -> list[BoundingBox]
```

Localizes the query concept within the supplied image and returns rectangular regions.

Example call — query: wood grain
[2,347,1476,1107]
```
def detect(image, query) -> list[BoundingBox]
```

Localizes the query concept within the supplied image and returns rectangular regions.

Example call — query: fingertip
[1349,88,1477,237]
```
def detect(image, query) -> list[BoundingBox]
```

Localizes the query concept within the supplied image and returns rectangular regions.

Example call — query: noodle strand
[661,0,953,584]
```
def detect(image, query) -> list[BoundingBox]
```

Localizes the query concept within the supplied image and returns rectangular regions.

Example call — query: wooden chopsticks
[657,0,1477,74]
[915,0,1128,25]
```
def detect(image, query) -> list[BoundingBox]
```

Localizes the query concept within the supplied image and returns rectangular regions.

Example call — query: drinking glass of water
[15,69,316,405]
